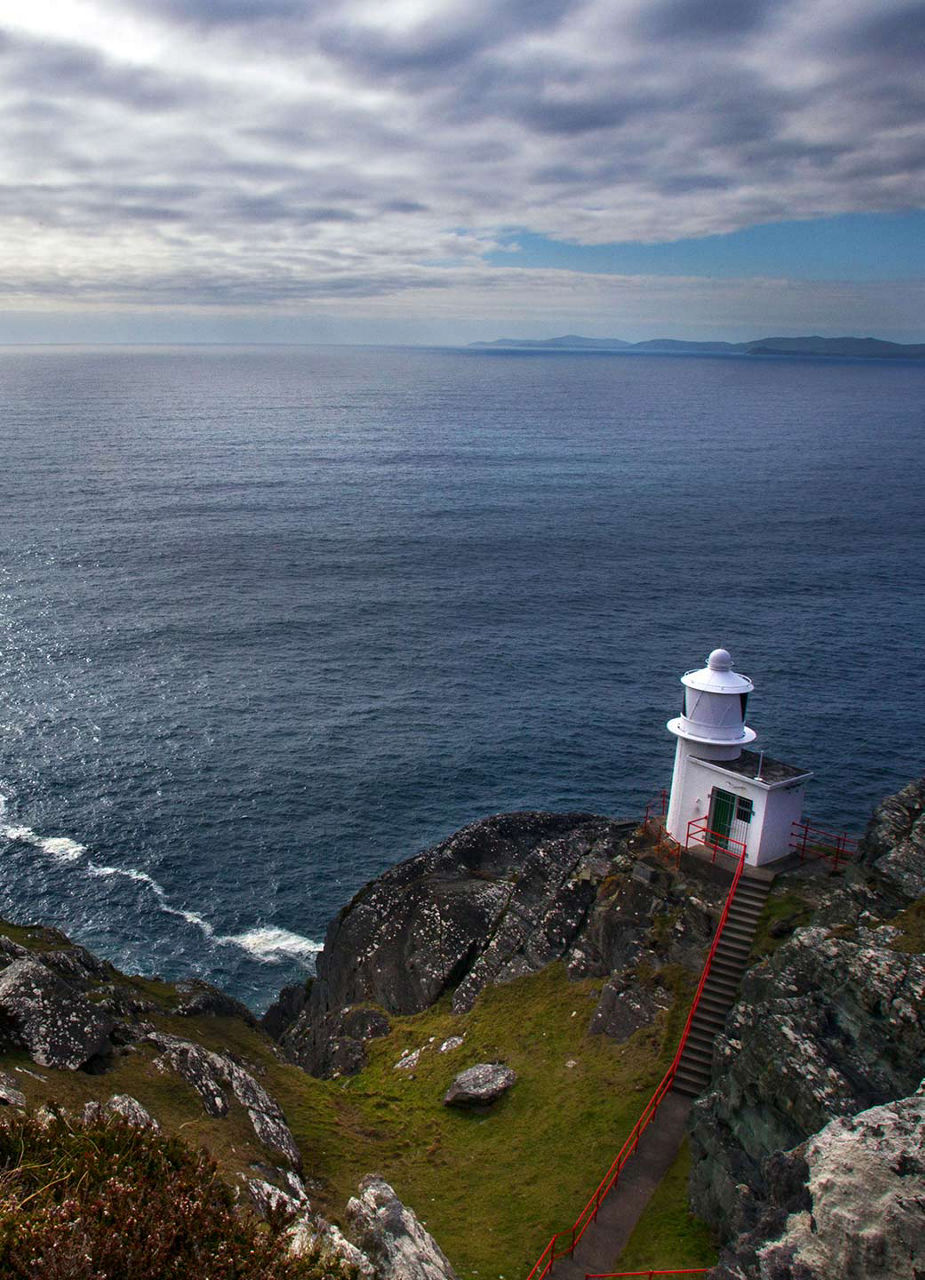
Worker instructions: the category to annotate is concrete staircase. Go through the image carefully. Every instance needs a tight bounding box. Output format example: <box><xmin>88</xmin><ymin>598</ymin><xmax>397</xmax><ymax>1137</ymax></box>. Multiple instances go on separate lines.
<box><xmin>672</xmin><ymin>870</ymin><xmax>773</xmax><ymax>1099</ymax></box>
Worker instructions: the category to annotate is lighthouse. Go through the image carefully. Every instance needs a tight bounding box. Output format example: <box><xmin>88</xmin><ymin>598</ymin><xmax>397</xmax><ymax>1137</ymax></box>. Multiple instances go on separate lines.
<box><xmin>665</xmin><ymin>648</ymin><xmax>812</xmax><ymax>866</ymax></box>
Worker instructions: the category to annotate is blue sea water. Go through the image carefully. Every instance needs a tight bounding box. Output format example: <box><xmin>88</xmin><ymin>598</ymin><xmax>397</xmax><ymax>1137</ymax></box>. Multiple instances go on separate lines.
<box><xmin>0</xmin><ymin>344</ymin><xmax>922</xmax><ymax>1010</ymax></box>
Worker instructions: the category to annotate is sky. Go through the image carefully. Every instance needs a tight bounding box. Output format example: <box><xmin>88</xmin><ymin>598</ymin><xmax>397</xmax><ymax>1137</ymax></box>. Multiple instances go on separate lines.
<box><xmin>0</xmin><ymin>0</ymin><xmax>923</xmax><ymax>345</ymax></box>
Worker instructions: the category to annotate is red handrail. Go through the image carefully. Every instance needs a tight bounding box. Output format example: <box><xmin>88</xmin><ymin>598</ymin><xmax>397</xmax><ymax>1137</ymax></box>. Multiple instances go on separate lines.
<box><xmin>586</xmin><ymin>1271</ymin><xmax>710</xmax><ymax>1278</ymax></box>
<box><xmin>685</xmin><ymin>816</ymin><xmax>747</xmax><ymax>864</ymax></box>
<box><xmin>790</xmin><ymin>820</ymin><xmax>857</xmax><ymax>871</ymax></box>
<box><xmin>525</xmin><ymin>847</ymin><xmax>747</xmax><ymax>1280</ymax></box>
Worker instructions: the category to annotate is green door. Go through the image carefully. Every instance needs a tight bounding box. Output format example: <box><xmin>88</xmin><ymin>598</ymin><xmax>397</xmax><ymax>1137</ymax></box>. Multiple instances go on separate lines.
<box><xmin>709</xmin><ymin>788</ymin><xmax>737</xmax><ymax>849</ymax></box>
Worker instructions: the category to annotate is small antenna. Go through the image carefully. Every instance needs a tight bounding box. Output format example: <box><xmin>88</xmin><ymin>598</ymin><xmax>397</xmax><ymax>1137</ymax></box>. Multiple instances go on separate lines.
<box><xmin>755</xmin><ymin>750</ymin><xmax>765</xmax><ymax>782</ymax></box>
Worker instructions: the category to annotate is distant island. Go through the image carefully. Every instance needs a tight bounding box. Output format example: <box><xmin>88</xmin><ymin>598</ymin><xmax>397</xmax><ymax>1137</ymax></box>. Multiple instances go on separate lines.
<box><xmin>470</xmin><ymin>333</ymin><xmax>925</xmax><ymax>359</ymax></box>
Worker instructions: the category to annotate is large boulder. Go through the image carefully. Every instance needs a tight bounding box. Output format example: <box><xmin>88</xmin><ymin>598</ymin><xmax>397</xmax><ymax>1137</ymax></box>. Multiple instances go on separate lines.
<box><xmin>346</xmin><ymin>1175</ymin><xmax>458</xmax><ymax>1280</ymax></box>
<box><xmin>443</xmin><ymin>1063</ymin><xmax>516</xmax><ymax>1108</ymax></box>
<box><xmin>712</xmin><ymin>1085</ymin><xmax>925</xmax><ymax>1279</ymax></box>
<box><xmin>279</xmin><ymin>812</ymin><xmax>634</xmax><ymax>1076</ymax></box>
<box><xmin>0</xmin><ymin>956</ymin><xmax>116</xmax><ymax>1070</ymax></box>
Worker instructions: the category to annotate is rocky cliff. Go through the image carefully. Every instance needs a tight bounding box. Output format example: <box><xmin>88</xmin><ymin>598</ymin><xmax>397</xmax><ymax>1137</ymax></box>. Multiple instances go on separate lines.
<box><xmin>264</xmin><ymin>810</ymin><xmax>722</xmax><ymax>1076</ymax></box>
<box><xmin>689</xmin><ymin>778</ymin><xmax>925</xmax><ymax>1277</ymax></box>
<box><xmin>0</xmin><ymin>780</ymin><xmax>921</xmax><ymax>1279</ymax></box>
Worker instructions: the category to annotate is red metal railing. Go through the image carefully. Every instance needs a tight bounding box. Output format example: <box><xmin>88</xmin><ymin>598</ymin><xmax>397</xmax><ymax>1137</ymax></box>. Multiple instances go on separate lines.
<box><xmin>525</xmin><ymin>846</ymin><xmax>747</xmax><ymax>1280</ymax></box>
<box><xmin>790</xmin><ymin>820</ymin><xmax>857</xmax><ymax>871</ymax></box>
<box><xmin>685</xmin><ymin>815</ymin><xmax>747</xmax><ymax>864</ymax></box>
<box><xmin>586</xmin><ymin>1271</ymin><xmax>710</xmax><ymax>1278</ymax></box>
<box><xmin>642</xmin><ymin>790</ymin><xmax>668</xmax><ymax>828</ymax></box>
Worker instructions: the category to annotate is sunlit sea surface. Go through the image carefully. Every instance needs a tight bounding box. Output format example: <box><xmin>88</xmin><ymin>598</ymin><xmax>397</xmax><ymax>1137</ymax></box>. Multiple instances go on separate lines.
<box><xmin>0</xmin><ymin>345</ymin><xmax>922</xmax><ymax>1009</ymax></box>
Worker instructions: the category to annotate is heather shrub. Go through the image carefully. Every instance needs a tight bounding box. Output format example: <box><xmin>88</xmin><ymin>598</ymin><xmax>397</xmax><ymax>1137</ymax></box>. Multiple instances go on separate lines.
<box><xmin>0</xmin><ymin>1111</ymin><xmax>328</xmax><ymax>1279</ymax></box>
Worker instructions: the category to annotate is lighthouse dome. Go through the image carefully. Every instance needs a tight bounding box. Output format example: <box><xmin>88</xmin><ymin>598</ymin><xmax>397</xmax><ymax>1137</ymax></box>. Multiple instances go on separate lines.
<box><xmin>667</xmin><ymin>646</ymin><xmax>756</xmax><ymax>747</ymax></box>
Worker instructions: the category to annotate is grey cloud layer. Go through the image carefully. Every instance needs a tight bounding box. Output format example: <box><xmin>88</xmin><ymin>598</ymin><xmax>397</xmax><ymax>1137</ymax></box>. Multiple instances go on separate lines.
<box><xmin>0</xmin><ymin>0</ymin><xmax>922</xmax><ymax>315</ymax></box>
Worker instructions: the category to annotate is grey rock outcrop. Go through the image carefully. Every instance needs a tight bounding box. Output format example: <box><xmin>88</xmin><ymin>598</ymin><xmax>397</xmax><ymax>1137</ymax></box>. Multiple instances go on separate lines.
<box><xmin>690</xmin><ymin>778</ymin><xmax>925</xmax><ymax>1240</ymax></box>
<box><xmin>82</xmin><ymin>1093</ymin><xmax>159</xmax><ymax>1129</ymax></box>
<box><xmin>346</xmin><ymin>1175</ymin><xmax>458</xmax><ymax>1280</ymax></box>
<box><xmin>858</xmin><ymin>776</ymin><xmax>925</xmax><ymax>899</ymax></box>
<box><xmin>0</xmin><ymin>956</ymin><xmax>116</xmax><ymax>1070</ymax></box>
<box><xmin>712</xmin><ymin>1085</ymin><xmax>925</xmax><ymax>1279</ymax></box>
<box><xmin>589</xmin><ymin>968</ymin><xmax>671</xmax><ymax>1041</ymax></box>
<box><xmin>276</xmin><ymin>812</ymin><xmax>642</xmax><ymax>1076</ymax></box>
<box><xmin>690</xmin><ymin>923</ymin><xmax>925</xmax><ymax>1233</ymax></box>
<box><xmin>174</xmin><ymin>978</ymin><xmax>258</xmax><ymax>1025</ymax></box>
<box><xmin>0</xmin><ymin>1069</ymin><xmax>26</xmax><ymax>1108</ymax></box>
<box><xmin>148</xmin><ymin>1031</ymin><xmax>301</xmax><ymax>1168</ymax></box>
<box><xmin>443</xmin><ymin>1062</ymin><xmax>516</xmax><ymax>1107</ymax></box>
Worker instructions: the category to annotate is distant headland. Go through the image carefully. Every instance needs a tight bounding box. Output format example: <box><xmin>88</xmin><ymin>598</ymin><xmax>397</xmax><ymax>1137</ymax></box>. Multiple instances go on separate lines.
<box><xmin>470</xmin><ymin>334</ymin><xmax>925</xmax><ymax>359</ymax></box>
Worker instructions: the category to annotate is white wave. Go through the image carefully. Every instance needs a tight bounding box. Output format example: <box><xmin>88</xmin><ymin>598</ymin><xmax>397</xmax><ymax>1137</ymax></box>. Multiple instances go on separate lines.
<box><xmin>1</xmin><ymin>818</ymin><xmax>85</xmax><ymax>862</ymax></box>
<box><xmin>86</xmin><ymin>863</ymin><xmax>316</xmax><ymax>964</ymax></box>
<box><xmin>37</xmin><ymin>836</ymin><xmax>85</xmax><ymax>862</ymax></box>
<box><xmin>88</xmin><ymin>863</ymin><xmax>217</xmax><ymax>938</ymax></box>
<box><xmin>223</xmin><ymin>926</ymin><xmax>321</xmax><ymax>962</ymax></box>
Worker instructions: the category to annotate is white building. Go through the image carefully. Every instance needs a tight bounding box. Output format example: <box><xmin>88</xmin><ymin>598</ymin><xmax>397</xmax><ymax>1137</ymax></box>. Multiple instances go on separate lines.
<box><xmin>665</xmin><ymin>648</ymin><xmax>812</xmax><ymax>867</ymax></box>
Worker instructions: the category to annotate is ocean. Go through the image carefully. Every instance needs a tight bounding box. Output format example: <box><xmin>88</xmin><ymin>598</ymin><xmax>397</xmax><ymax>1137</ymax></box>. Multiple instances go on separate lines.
<box><xmin>0</xmin><ymin>344</ymin><xmax>922</xmax><ymax>1010</ymax></box>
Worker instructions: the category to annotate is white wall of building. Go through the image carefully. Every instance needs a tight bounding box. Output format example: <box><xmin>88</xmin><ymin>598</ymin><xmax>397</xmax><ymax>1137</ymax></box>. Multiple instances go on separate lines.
<box><xmin>670</xmin><ymin>755</ymin><xmax>807</xmax><ymax>866</ymax></box>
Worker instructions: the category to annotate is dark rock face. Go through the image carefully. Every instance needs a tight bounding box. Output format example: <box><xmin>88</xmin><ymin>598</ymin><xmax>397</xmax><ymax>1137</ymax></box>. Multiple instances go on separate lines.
<box><xmin>281</xmin><ymin>812</ymin><xmax>638</xmax><ymax>1076</ymax></box>
<box><xmin>173</xmin><ymin>979</ymin><xmax>257</xmax><ymax>1025</ymax></box>
<box><xmin>712</xmin><ymin>1086</ymin><xmax>925</xmax><ymax>1280</ymax></box>
<box><xmin>589</xmin><ymin>970</ymin><xmax>671</xmax><ymax>1042</ymax></box>
<box><xmin>0</xmin><ymin>957</ymin><xmax>116</xmax><ymax>1070</ymax></box>
<box><xmin>858</xmin><ymin>777</ymin><xmax>925</xmax><ymax>899</ymax></box>
<box><xmin>443</xmin><ymin>1063</ymin><xmax>516</xmax><ymax>1108</ymax></box>
<box><xmin>261</xmin><ymin>980</ymin><xmax>311</xmax><ymax>1040</ymax></box>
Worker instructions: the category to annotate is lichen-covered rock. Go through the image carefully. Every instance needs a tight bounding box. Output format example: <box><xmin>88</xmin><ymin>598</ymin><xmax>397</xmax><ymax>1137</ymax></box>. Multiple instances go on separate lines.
<box><xmin>82</xmin><ymin>1094</ymin><xmax>159</xmax><ymax>1129</ymax></box>
<box><xmin>0</xmin><ymin>1070</ymin><xmax>26</xmax><ymax>1108</ymax></box>
<box><xmin>858</xmin><ymin>776</ymin><xmax>925</xmax><ymax>900</ymax></box>
<box><xmin>174</xmin><ymin>978</ymin><xmax>258</xmax><ymax>1025</ymax></box>
<box><xmin>0</xmin><ymin>956</ymin><xmax>116</xmax><ymax>1070</ymax></box>
<box><xmin>713</xmin><ymin>1085</ymin><xmax>925</xmax><ymax>1279</ymax></box>
<box><xmin>346</xmin><ymin>1175</ymin><xmax>458</xmax><ymax>1280</ymax></box>
<box><xmin>289</xmin><ymin>1215</ymin><xmax>376</xmax><ymax>1279</ymax></box>
<box><xmin>443</xmin><ymin>1062</ymin><xmax>516</xmax><ymax>1107</ymax></box>
<box><xmin>40</xmin><ymin>945</ymin><xmax>113</xmax><ymax>988</ymax></box>
<box><xmin>148</xmin><ymin>1031</ymin><xmax>301</xmax><ymax>1167</ymax></box>
<box><xmin>589</xmin><ymin>969</ymin><xmax>671</xmax><ymax>1041</ymax></box>
<box><xmin>280</xmin><ymin>813</ymin><xmax>635</xmax><ymax>1076</ymax></box>
<box><xmin>690</xmin><ymin>918</ymin><xmax>925</xmax><ymax>1233</ymax></box>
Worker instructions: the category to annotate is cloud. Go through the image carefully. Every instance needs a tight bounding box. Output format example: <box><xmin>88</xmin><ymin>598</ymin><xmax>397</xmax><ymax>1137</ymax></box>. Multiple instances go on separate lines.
<box><xmin>0</xmin><ymin>0</ymin><xmax>920</xmax><ymax>335</ymax></box>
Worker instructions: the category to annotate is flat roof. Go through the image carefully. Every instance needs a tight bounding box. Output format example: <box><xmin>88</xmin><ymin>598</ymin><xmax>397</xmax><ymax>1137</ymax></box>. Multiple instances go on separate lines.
<box><xmin>693</xmin><ymin>748</ymin><xmax>811</xmax><ymax>784</ymax></box>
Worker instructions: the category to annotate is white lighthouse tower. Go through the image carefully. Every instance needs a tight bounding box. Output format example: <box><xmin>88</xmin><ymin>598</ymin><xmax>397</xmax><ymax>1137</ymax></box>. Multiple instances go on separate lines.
<box><xmin>665</xmin><ymin>648</ymin><xmax>812</xmax><ymax>866</ymax></box>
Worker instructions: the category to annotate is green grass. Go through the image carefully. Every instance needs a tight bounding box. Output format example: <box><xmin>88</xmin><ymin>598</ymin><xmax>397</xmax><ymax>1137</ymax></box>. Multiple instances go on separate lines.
<box><xmin>265</xmin><ymin>963</ymin><xmax>692</xmax><ymax>1280</ymax></box>
<box><xmin>613</xmin><ymin>1139</ymin><xmax>717</xmax><ymax>1274</ymax></box>
<box><xmin>749</xmin><ymin>888</ymin><xmax>814</xmax><ymax>959</ymax></box>
<box><xmin>889</xmin><ymin>897</ymin><xmax>925</xmax><ymax>954</ymax></box>
<box><xmin>0</xmin><ymin>916</ymin><xmax>709</xmax><ymax>1280</ymax></box>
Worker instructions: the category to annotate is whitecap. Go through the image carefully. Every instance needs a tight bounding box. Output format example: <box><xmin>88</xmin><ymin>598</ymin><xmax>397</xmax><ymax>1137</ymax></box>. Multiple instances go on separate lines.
<box><xmin>2</xmin><ymin>820</ymin><xmax>85</xmax><ymax>862</ymax></box>
<box><xmin>37</xmin><ymin>836</ymin><xmax>85</xmax><ymax>862</ymax></box>
<box><xmin>88</xmin><ymin>863</ymin><xmax>216</xmax><ymax>938</ymax></box>
<box><xmin>224</xmin><ymin>926</ymin><xmax>321</xmax><ymax>962</ymax></box>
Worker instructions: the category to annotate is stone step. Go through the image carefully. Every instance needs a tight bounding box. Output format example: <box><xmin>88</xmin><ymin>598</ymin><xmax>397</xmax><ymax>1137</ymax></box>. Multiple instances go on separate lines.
<box><xmin>702</xmin><ymin>976</ymin><xmax>740</xmax><ymax>1000</ymax></box>
<box><xmin>672</xmin><ymin>1067</ymin><xmax>710</xmax><ymax>1098</ymax></box>
<box><xmin>709</xmin><ymin>957</ymin><xmax>747</xmax><ymax>979</ymax></box>
<box><xmin>679</xmin><ymin>1045</ymin><xmax>712</xmax><ymax>1070</ymax></box>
